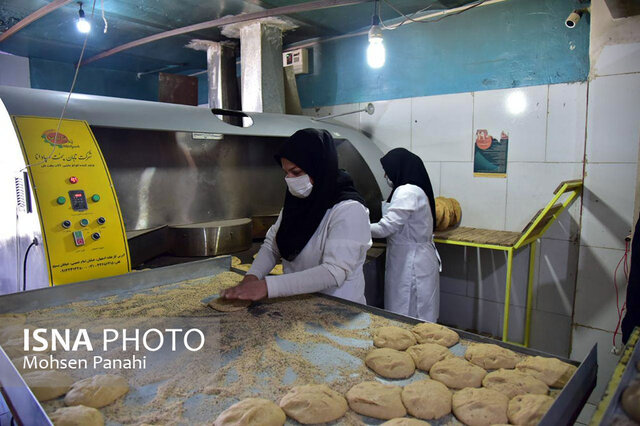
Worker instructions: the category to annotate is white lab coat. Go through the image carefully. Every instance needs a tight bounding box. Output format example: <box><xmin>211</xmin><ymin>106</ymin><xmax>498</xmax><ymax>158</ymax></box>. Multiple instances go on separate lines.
<box><xmin>247</xmin><ymin>200</ymin><xmax>372</xmax><ymax>304</ymax></box>
<box><xmin>371</xmin><ymin>184</ymin><xmax>440</xmax><ymax>321</ymax></box>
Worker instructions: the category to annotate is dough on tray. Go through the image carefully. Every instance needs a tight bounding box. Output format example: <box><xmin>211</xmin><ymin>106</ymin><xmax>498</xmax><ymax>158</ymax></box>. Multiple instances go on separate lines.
<box><xmin>373</xmin><ymin>326</ymin><xmax>417</xmax><ymax>351</ymax></box>
<box><xmin>279</xmin><ymin>384</ymin><xmax>347</xmax><ymax>424</ymax></box>
<box><xmin>515</xmin><ymin>356</ymin><xmax>577</xmax><ymax>388</ymax></box>
<box><xmin>482</xmin><ymin>368</ymin><xmax>549</xmax><ymax>399</ymax></box>
<box><xmin>23</xmin><ymin>370</ymin><xmax>74</xmax><ymax>401</ymax></box>
<box><xmin>64</xmin><ymin>374</ymin><xmax>129</xmax><ymax>408</ymax></box>
<box><xmin>429</xmin><ymin>357</ymin><xmax>486</xmax><ymax>389</ymax></box>
<box><xmin>365</xmin><ymin>348</ymin><xmax>416</xmax><ymax>379</ymax></box>
<box><xmin>49</xmin><ymin>405</ymin><xmax>104</xmax><ymax>426</ymax></box>
<box><xmin>411</xmin><ymin>323</ymin><xmax>459</xmax><ymax>347</ymax></box>
<box><xmin>346</xmin><ymin>381</ymin><xmax>406</xmax><ymax>420</ymax></box>
<box><xmin>452</xmin><ymin>387</ymin><xmax>509</xmax><ymax>426</ymax></box>
<box><xmin>464</xmin><ymin>343</ymin><xmax>519</xmax><ymax>370</ymax></box>
<box><xmin>507</xmin><ymin>393</ymin><xmax>554</xmax><ymax>425</ymax></box>
<box><xmin>381</xmin><ymin>419</ymin><xmax>431</xmax><ymax>426</ymax></box>
<box><xmin>401</xmin><ymin>379</ymin><xmax>452</xmax><ymax>420</ymax></box>
<box><xmin>406</xmin><ymin>343</ymin><xmax>452</xmax><ymax>372</ymax></box>
<box><xmin>214</xmin><ymin>398</ymin><xmax>286</xmax><ymax>426</ymax></box>
<box><xmin>621</xmin><ymin>382</ymin><xmax>640</xmax><ymax>423</ymax></box>
<box><xmin>208</xmin><ymin>297</ymin><xmax>251</xmax><ymax>312</ymax></box>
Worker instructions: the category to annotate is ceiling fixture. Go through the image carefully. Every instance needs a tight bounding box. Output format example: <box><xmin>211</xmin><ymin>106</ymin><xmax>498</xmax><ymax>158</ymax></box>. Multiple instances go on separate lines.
<box><xmin>76</xmin><ymin>2</ymin><xmax>91</xmax><ymax>34</ymax></box>
<box><xmin>367</xmin><ymin>0</ymin><xmax>385</xmax><ymax>69</ymax></box>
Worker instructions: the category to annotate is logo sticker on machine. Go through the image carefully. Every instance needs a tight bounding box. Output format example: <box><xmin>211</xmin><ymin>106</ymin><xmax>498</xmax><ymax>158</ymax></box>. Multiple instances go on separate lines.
<box><xmin>192</xmin><ymin>132</ymin><xmax>224</xmax><ymax>140</ymax></box>
<box><xmin>41</xmin><ymin>130</ymin><xmax>78</xmax><ymax>148</ymax></box>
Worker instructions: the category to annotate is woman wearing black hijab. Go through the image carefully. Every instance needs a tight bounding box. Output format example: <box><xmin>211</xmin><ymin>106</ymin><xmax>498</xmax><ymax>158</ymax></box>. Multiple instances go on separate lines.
<box><xmin>370</xmin><ymin>148</ymin><xmax>440</xmax><ymax>321</ymax></box>
<box><xmin>222</xmin><ymin>129</ymin><xmax>372</xmax><ymax>303</ymax></box>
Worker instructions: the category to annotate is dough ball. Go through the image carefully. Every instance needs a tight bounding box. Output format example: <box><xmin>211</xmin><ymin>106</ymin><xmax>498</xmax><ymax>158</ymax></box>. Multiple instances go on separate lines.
<box><xmin>365</xmin><ymin>348</ymin><xmax>416</xmax><ymax>379</ymax></box>
<box><xmin>0</xmin><ymin>324</ymin><xmax>35</xmax><ymax>344</ymax></box>
<box><xmin>507</xmin><ymin>394</ymin><xmax>554</xmax><ymax>425</ymax></box>
<box><xmin>269</xmin><ymin>264</ymin><xmax>283</xmax><ymax>275</ymax></box>
<box><xmin>346</xmin><ymin>381</ymin><xmax>406</xmax><ymax>420</ymax></box>
<box><xmin>0</xmin><ymin>313</ymin><xmax>26</xmax><ymax>327</ymax></box>
<box><xmin>12</xmin><ymin>353</ymin><xmax>52</xmax><ymax>373</ymax></box>
<box><xmin>3</xmin><ymin>337</ymin><xmax>29</xmax><ymax>359</ymax></box>
<box><xmin>382</xmin><ymin>419</ymin><xmax>431</xmax><ymax>426</ymax></box>
<box><xmin>208</xmin><ymin>297</ymin><xmax>251</xmax><ymax>312</ymax></box>
<box><xmin>401</xmin><ymin>379</ymin><xmax>452</xmax><ymax>420</ymax></box>
<box><xmin>515</xmin><ymin>356</ymin><xmax>577</xmax><ymax>388</ymax></box>
<box><xmin>406</xmin><ymin>343</ymin><xmax>452</xmax><ymax>372</ymax></box>
<box><xmin>411</xmin><ymin>323</ymin><xmax>459</xmax><ymax>347</ymax></box>
<box><xmin>23</xmin><ymin>370</ymin><xmax>74</xmax><ymax>401</ymax></box>
<box><xmin>49</xmin><ymin>405</ymin><xmax>104</xmax><ymax>426</ymax></box>
<box><xmin>452</xmin><ymin>387</ymin><xmax>509</xmax><ymax>426</ymax></box>
<box><xmin>64</xmin><ymin>374</ymin><xmax>129</xmax><ymax>408</ymax></box>
<box><xmin>231</xmin><ymin>256</ymin><xmax>242</xmax><ymax>267</ymax></box>
<box><xmin>430</xmin><ymin>357</ymin><xmax>487</xmax><ymax>389</ymax></box>
<box><xmin>464</xmin><ymin>343</ymin><xmax>519</xmax><ymax>370</ymax></box>
<box><xmin>622</xmin><ymin>382</ymin><xmax>640</xmax><ymax>423</ymax></box>
<box><xmin>214</xmin><ymin>398</ymin><xmax>285</xmax><ymax>426</ymax></box>
<box><xmin>373</xmin><ymin>326</ymin><xmax>417</xmax><ymax>351</ymax></box>
<box><xmin>279</xmin><ymin>384</ymin><xmax>347</xmax><ymax>424</ymax></box>
<box><xmin>482</xmin><ymin>369</ymin><xmax>549</xmax><ymax>399</ymax></box>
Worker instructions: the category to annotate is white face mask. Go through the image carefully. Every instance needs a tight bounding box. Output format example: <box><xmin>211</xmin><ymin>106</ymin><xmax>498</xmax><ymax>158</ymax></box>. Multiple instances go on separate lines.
<box><xmin>285</xmin><ymin>174</ymin><xmax>313</xmax><ymax>198</ymax></box>
<box><xmin>385</xmin><ymin>176</ymin><xmax>394</xmax><ymax>188</ymax></box>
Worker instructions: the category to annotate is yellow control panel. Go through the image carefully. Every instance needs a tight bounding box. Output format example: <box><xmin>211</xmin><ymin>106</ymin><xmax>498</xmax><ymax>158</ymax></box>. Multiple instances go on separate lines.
<box><xmin>13</xmin><ymin>116</ymin><xmax>130</xmax><ymax>285</ymax></box>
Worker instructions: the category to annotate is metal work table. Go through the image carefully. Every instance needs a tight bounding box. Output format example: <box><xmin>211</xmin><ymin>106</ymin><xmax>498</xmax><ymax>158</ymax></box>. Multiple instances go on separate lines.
<box><xmin>0</xmin><ymin>257</ymin><xmax>596</xmax><ymax>425</ymax></box>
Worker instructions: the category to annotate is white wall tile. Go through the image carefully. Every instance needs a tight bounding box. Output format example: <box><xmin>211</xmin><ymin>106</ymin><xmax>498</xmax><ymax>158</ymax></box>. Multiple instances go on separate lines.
<box><xmin>571</xmin><ymin>325</ymin><xmax>620</xmax><ymax>404</ymax></box>
<box><xmin>528</xmin><ymin>310</ymin><xmax>572</xmax><ymax>357</ymax></box>
<box><xmin>302</xmin><ymin>103</ymin><xmax>360</xmax><ymax>130</ymax></box>
<box><xmin>424</xmin><ymin>161</ymin><xmax>441</xmax><ymax>197</ymax></box>
<box><xmin>546</xmin><ymin>83</ymin><xmax>587</xmax><ymax>163</ymax></box>
<box><xmin>412</xmin><ymin>93</ymin><xmax>473</xmax><ymax>161</ymax></box>
<box><xmin>536</xmin><ymin>239</ymin><xmax>579</xmax><ymax>317</ymax></box>
<box><xmin>574</xmin><ymin>246</ymin><xmax>628</xmax><ymax>332</ymax></box>
<box><xmin>581</xmin><ymin>162</ymin><xmax>637</xmax><ymax>250</ymax></box>
<box><xmin>438</xmin><ymin>244</ymin><xmax>472</xmax><ymax>296</ymax></box>
<box><xmin>576</xmin><ymin>403</ymin><xmax>597</xmax><ymax>425</ymax></box>
<box><xmin>586</xmin><ymin>74</ymin><xmax>640</xmax><ymax>163</ymax></box>
<box><xmin>440</xmin><ymin>162</ymin><xmax>507</xmax><ymax>230</ymax></box>
<box><xmin>505</xmin><ymin>162</ymin><xmax>583</xmax><ymax>233</ymax></box>
<box><xmin>359</xmin><ymin>98</ymin><xmax>411</xmax><ymax>154</ymax></box>
<box><xmin>544</xmin><ymin>200</ymin><xmax>582</xmax><ymax>242</ymax></box>
<box><xmin>474</xmin><ymin>85</ymin><xmax>548</xmax><ymax>163</ymax></box>
<box><xmin>466</xmin><ymin>246</ymin><xmax>530</xmax><ymax>308</ymax></box>
<box><xmin>593</xmin><ymin>42</ymin><xmax>640</xmax><ymax>77</ymax></box>
<box><xmin>439</xmin><ymin>292</ymin><xmax>503</xmax><ymax>337</ymax></box>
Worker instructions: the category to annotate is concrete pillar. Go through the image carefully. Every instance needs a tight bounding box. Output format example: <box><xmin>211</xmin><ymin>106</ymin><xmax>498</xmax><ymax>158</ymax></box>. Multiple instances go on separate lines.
<box><xmin>187</xmin><ymin>40</ymin><xmax>240</xmax><ymax>110</ymax></box>
<box><xmin>238</xmin><ymin>22</ymin><xmax>285</xmax><ymax>113</ymax></box>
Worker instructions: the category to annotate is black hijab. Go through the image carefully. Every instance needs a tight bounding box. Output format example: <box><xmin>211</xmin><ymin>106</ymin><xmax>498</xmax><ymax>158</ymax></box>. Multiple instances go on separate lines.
<box><xmin>380</xmin><ymin>148</ymin><xmax>436</xmax><ymax>226</ymax></box>
<box><xmin>275</xmin><ymin>128</ymin><xmax>365</xmax><ymax>261</ymax></box>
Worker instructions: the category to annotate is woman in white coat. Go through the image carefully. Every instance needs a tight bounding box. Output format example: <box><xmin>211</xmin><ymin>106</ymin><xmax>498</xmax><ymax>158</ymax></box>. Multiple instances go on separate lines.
<box><xmin>222</xmin><ymin>128</ymin><xmax>372</xmax><ymax>304</ymax></box>
<box><xmin>370</xmin><ymin>148</ymin><xmax>440</xmax><ymax>321</ymax></box>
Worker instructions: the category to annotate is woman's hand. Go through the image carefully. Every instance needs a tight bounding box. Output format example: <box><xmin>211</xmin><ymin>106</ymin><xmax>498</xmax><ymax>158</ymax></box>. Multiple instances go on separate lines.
<box><xmin>221</xmin><ymin>279</ymin><xmax>268</xmax><ymax>301</ymax></box>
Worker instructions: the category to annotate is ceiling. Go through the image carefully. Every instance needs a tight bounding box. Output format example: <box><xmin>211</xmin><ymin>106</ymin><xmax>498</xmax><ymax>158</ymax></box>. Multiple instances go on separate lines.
<box><xmin>0</xmin><ymin>0</ymin><xmax>475</xmax><ymax>75</ymax></box>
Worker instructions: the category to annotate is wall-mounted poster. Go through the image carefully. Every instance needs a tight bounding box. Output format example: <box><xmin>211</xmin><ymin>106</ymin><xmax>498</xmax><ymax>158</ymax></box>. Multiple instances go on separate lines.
<box><xmin>474</xmin><ymin>129</ymin><xmax>508</xmax><ymax>177</ymax></box>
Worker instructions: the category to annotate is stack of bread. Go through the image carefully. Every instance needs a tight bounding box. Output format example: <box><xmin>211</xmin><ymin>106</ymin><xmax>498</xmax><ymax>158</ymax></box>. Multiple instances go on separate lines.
<box><xmin>435</xmin><ymin>197</ymin><xmax>462</xmax><ymax>231</ymax></box>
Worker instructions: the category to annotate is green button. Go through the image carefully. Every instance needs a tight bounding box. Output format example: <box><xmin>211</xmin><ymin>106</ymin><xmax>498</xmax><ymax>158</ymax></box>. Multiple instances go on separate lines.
<box><xmin>80</xmin><ymin>219</ymin><xmax>89</xmax><ymax>227</ymax></box>
<box><xmin>56</xmin><ymin>196</ymin><xmax>66</xmax><ymax>205</ymax></box>
<box><xmin>91</xmin><ymin>194</ymin><xmax>100</xmax><ymax>202</ymax></box>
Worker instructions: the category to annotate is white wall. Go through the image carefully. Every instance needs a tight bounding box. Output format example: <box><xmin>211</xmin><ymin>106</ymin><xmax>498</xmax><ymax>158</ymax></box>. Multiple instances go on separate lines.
<box><xmin>0</xmin><ymin>53</ymin><xmax>30</xmax><ymax>88</ymax></box>
<box><xmin>304</xmin><ymin>81</ymin><xmax>586</xmax><ymax>359</ymax></box>
<box><xmin>569</xmin><ymin>0</ymin><xmax>640</xmax><ymax>419</ymax></box>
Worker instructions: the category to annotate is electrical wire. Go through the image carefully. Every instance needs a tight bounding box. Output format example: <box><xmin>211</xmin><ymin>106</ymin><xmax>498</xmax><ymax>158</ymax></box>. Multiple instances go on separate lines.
<box><xmin>613</xmin><ymin>239</ymin><xmax>630</xmax><ymax>347</ymax></box>
<box><xmin>101</xmin><ymin>0</ymin><xmax>108</xmax><ymax>33</ymax></box>
<box><xmin>22</xmin><ymin>238</ymin><xmax>38</xmax><ymax>292</ymax></box>
<box><xmin>380</xmin><ymin>0</ymin><xmax>488</xmax><ymax>30</ymax></box>
<box><xmin>20</xmin><ymin>0</ymin><xmax>97</xmax><ymax>172</ymax></box>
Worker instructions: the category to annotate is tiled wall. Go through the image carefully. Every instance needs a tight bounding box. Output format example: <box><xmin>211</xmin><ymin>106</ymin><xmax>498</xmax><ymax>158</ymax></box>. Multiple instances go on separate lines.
<box><xmin>303</xmin><ymin>81</ymin><xmax>587</xmax><ymax>358</ymax></box>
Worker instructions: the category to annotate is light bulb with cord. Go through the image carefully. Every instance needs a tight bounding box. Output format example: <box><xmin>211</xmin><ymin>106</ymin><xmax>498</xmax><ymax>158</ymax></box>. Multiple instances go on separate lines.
<box><xmin>77</xmin><ymin>2</ymin><xmax>91</xmax><ymax>33</ymax></box>
<box><xmin>367</xmin><ymin>14</ymin><xmax>385</xmax><ymax>68</ymax></box>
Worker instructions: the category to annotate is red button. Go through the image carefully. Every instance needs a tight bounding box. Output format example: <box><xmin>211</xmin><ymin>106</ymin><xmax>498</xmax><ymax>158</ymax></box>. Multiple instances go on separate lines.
<box><xmin>69</xmin><ymin>176</ymin><xmax>79</xmax><ymax>184</ymax></box>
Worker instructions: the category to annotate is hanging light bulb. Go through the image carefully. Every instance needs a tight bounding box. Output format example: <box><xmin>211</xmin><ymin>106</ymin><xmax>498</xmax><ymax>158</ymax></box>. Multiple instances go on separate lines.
<box><xmin>76</xmin><ymin>2</ymin><xmax>91</xmax><ymax>33</ymax></box>
<box><xmin>367</xmin><ymin>12</ymin><xmax>385</xmax><ymax>68</ymax></box>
